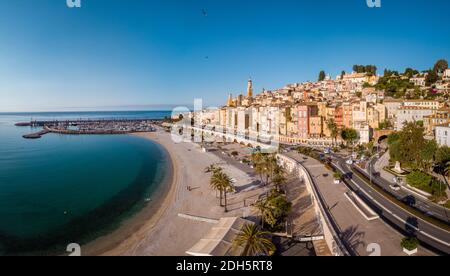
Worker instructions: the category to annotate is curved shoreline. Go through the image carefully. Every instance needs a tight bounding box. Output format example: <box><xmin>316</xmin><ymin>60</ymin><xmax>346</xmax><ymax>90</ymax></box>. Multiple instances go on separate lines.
<box><xmin>80</xmin><ymin>132</ymin><xmax>178</xmax><ymax>256</ymax></box>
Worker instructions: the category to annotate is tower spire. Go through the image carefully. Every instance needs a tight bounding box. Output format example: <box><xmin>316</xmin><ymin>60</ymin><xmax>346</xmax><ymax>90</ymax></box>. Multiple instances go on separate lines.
<box><xmin>227</xmin><ymin>93</ymin><xmax>234</xmax><ymax>107</ymax></box>
<box><xmin>247</xmin><ymin>78</ymin><xmax>253</xmax><ymax>98</ymax></box>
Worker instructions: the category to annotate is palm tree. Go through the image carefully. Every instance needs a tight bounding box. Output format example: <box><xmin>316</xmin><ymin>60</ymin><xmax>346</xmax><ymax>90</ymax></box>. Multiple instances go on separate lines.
<box><xmin>255</xmin><ymin>198</ymin><xmax>276</xmax><ymax>228</ymax></box>
<box><xmin>265</xmin><ymin>154</ymin><xmax>278</xmax><ymax>185</ymax></box>
<box><xmin>272</xmin><ymin>165</ymin><xmax>287</xmax><ymax>191</ymax></box>
<box><xmin>210</xmin><ymin>170</ymin><xmax>235</xmax><ymax>212</ymax></box>
<box><xmin>444</xmin><ymin>161</ymin><xmax>450</xmax><ymax>178</ymax></box>
<box><xmin>219</xmin><ymin>171</ymin><xmax>235</xmax><ymax>212</ymax></box>
<box><xmin>252</xmin><ymin>152</ymin><xmax>267</xmax><ymax>184</ymax></box>
<box><xmin>233</xmin><ymin>223</ymin><xmax>275</xmax><ymax>256</ymax></box>
<box><xmin>210</xmin><ymin>170</ymin><xmax>225</xmax><ymax>206</ymax></box>
<box><xmin>205</xmin><ymin>164</ymin><xmax>218</xmax><ymax>173</ymax></box>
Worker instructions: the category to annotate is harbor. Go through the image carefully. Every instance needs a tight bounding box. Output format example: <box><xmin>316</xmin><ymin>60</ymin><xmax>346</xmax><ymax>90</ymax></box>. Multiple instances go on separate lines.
<box><xmin>16</xmin><ymin>119</ymin><xmax>158</xmax><ymax>139</ymax></box>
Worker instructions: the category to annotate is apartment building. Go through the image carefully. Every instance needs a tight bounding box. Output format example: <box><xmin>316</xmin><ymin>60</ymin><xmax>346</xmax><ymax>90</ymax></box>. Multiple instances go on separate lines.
<box><xmin>436</xmin><ymin>123</ymin><xmax>450</xmax><ymax>147</ymax></box>
<box><xmin>423</xmin><ymin>108</ymin><xmax>450</xmax><ymax>135</ymax></box>
<box><xmin>403</xmin><ymin>100</ymin><xmax>440</xmax><ymax>110</ymax></box>
<box><xmin>396</xmin><ymin>106</ymin><xmax>435</xmax><ymax>130</ymax></box>
<box><xmin>298</xmin><ymin>104</ymin><xmax>319</xmax><ymax>139</ymax></box>
<box><xmin>383</xmin><ymin>99</ymin><xmax>403</xmax><ymax>120</ymax></box>
<box><xmin>443</xmin><ymin>69</ymin><xmax>450</xmax><ymax>81</ymax></box>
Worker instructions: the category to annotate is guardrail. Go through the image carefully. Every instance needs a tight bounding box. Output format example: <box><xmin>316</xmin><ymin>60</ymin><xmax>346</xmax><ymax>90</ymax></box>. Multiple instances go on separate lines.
<box><xmin>277</xmin><ymin>154</ymin><xmax>351</xmax><ymax>256</ymax></box>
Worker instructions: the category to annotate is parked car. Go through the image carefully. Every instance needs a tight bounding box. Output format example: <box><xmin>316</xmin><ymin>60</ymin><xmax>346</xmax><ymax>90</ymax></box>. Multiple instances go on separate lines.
<box><xmin>346</xmin><ymin>159</ymin><xmax>353</xmax><ymax>165</ymax></box>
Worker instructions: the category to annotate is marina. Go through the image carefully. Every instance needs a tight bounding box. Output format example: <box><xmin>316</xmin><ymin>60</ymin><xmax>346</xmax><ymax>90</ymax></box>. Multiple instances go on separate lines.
<box><xmin>16</xmin><ymin>119</ymin><xmax>159</xmax><ymax>139</ymax></box>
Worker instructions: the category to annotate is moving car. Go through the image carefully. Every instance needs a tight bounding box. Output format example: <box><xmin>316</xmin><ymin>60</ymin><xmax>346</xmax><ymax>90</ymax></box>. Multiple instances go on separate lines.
<box><xmin>390</xmin><ymin>184</ymin><xmax>401</xmax><ymax>191</ymax></box>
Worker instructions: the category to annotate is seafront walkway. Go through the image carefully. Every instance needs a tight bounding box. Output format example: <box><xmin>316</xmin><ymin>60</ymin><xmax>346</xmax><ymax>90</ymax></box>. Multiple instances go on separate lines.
<box><xmin>205</xmin><ymin>142</ymin><xmax>324</xmax><ymax>247</ymax></box>
<box><xmin>284</xmin><ymin>152</ymin><xmax>434</xmax><ymax>256</ymax></box>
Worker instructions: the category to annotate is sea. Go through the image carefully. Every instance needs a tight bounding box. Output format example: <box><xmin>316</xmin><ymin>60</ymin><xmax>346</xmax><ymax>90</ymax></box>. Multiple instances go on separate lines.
<box><xmin>0</xmin><ymin>111</ymin><xmax>172</xmax><ymax>255</ymax></box>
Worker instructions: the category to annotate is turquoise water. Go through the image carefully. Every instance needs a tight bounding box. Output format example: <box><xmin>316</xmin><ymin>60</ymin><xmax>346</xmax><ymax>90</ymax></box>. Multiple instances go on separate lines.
<box><xmin>0</xmin><ymin>111</ymin><xmax>171</xmax><ymax>255</ymax></box>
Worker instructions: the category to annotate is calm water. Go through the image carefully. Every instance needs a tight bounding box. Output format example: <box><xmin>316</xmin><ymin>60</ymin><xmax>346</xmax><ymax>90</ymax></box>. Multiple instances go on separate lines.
<box><xmin>0</xmin><ymin>111</ymin><xmax>171</xmax><ymax>255</ymax></box>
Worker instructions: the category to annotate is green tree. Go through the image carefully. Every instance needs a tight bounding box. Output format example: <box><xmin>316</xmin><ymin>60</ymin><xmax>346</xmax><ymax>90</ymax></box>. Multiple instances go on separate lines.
<box><xmin>272</xmin><ymin>165</ymin><xmax>287</xmax><ymax>191</ymax></box>
<box><xmin>210</xmin><ymin>167</ymin><xmax>225</xmax><ymax>206</ymax></box>
<box><xmin>426</xmin><ymin>70</ymin><xmax>438</xmax><ymax>86</ymax></box>
<box><xmin>318</xmin><ymin>70</ymin><xmax>326</xmax><ymax>82</ymax></box>
<box><xmin>327</xmin><ymin>119</ymin><xmax>339</xmax><ymax>146</ymax></box>
<box><xmin>341</xmin><ymin>128</ymin><xmax>359</xmax><ymax>150</ymax></box>
<box><xmin>233</xmin><ymin>224</ymin><xmax>275</xmax><ymax>256</ymax></box>
<box><xmin>251</xmin><ymin>152</ymin><xmax>267</xmax><ymax>184</ymax></box>
<box><xmin>389</xmin><ymin>123</ymin><xmax>426</xmax><ymax>169</ymax></box>
<box><xmin>387</xmin><ymin>132</ymin><xmax>400</xmax><ymax>145</ymax></box>
<box><xmin>433</xmin><ymin>59</ymin><xmax>448</xmax><ymax>75</ymax></box>
<box><xmin>437</xmin><ymin>146</ymin><xmax>450</xmax><ymax>166</ymax></box>
<box><xmin>420</xmin><ymin>140</ymin><xmax>438</xmax><ymax>172</ymax></box>
<box><xmin>404</xmin><ymin>68</ymin><xmax>419</xmax><ymax>78</ymax></box>
<box><xmin>210</xmin><ymin>169</ymin><xmax>235</xmax><ymax>211</ymax></box>
<box><xmin>340</xmin><ymin>70</ymin><xmax>346</xmax><ymax>79</ymax></box>
<box><xmin>445</xmin><ymin>161</ymin><xmax>450</xmax><ymax>178</ymax></box>
<box><xmin>255</xmin><ymin>189</ymin><xmax>292</xmax><ymax>230</ymax></box>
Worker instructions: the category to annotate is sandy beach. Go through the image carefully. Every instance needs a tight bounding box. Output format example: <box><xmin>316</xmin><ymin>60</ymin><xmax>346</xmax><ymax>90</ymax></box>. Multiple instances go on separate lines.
<box><xmin>81</xmin><ymin>130</ymin><xmax>262</xmax><ymax>256</ymax></box>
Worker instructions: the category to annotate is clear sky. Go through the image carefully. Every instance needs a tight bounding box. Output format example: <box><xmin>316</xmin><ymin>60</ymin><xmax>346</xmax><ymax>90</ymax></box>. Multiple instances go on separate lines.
<box><xmin>0</xmin><ymin>0</ymin><xmax>449</xmax><ymax>112</ymax></box>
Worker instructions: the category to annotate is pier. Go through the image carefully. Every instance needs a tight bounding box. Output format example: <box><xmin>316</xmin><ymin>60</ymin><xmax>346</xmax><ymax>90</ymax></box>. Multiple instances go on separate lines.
<box><xmin>17</xmin><ymin>119</ymin><xmax>158</xmax><ymax>139</ymax></box>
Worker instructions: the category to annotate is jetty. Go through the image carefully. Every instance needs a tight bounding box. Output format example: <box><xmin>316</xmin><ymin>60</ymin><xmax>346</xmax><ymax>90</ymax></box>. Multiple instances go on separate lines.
<box><xmin>17</xmin><ymin>119</ymin><xmax>158</xmax><ymax>139</ymax></box>
<box><xmin>22</xmin><ymin>130</ymin><xmax>50</xmax><ymax>139</ymax></box>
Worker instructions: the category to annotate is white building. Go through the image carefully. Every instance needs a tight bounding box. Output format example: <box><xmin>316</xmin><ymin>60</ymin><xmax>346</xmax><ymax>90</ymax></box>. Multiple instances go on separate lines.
<box><xmin>436</xmin><ymin>124</ymin><xmax>450</xmax><ymax>147</ymax></box>
<box><xmin>352</xmin><ymin>101</ymin><xmax>368</xmax><ymax>127</ymax></box>
<box><xmin>403</xmin><ymin>100</ymin><xmax>440</xmax><ymax>110</ymax></box>
<box><xmin>396</xmin><ymin>106</ymin><xmax>435</xmax><ymax>130</ymax></box>
<box><xmin>443</xmin><ymin>69</ymin><xmax>450</xmax><ymax>81</ymax></box>
<box><xmin>410</xmin><ymin>77</ymin><xmax>426</xmax><ymax>87</ymax></box>
<box><xmin>383</xmin><ymin>99</ymin><xmax>403</xmax><ymax>120</ymax></box>
<box><xmin>236</xmin><ymin>107</ymin><xmax>251</xmax><ymax>135</ymax></box>
<box><xmin>354</xmin><ymin>122</ymin><xmax>372</xmax><ymax>144</ymax></box>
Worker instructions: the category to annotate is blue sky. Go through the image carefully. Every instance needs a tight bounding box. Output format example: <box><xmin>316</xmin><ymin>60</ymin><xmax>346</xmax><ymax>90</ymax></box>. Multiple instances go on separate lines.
<box><xmin>0</xmin><ymin>0</ymin><xmax>449</xmax><ymax>111</ymax></box>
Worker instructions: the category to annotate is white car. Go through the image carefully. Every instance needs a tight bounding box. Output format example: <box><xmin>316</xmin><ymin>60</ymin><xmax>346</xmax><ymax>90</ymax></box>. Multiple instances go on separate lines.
<box><xmin>334</xmin><ymin>179</ymin><xmax>341</xmax><ymax>185</ymax></box>
<box><xmin>346</xmin><ymin>159</ymin><xmax>353</xmax><ymax>165</ymax></box>
<box><xmin>390</xmin><ymin>184</ymin><xmax>401</xmax><ymax>191</ymax></box>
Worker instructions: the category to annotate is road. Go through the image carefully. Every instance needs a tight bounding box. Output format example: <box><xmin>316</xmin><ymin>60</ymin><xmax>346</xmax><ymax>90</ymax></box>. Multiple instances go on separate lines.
<box><xmin>284</xmin><ymin>152</ymin><xmax>434</xmax><ymax>256</ymax></box>
<box><xmin>367</xmin><ymin>155</ymin><xmax>450</xmax><ymax>223</ymax></box>
<box><xmin>331</xmin><ymin>155</ymin><xmax>450</xmax><ymax>254</ymax></box>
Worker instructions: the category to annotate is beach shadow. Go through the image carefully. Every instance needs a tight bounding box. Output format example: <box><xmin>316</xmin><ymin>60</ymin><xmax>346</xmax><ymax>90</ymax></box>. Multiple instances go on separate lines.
<box><xmin>235</xmin><ymin>180</ymin><xmax>263</xmax><ymax>193</ymax></box>
<box><xmin>340</xmin><ymin>225</ymin><xmax>366</xmax><ymax>252</ymax></box>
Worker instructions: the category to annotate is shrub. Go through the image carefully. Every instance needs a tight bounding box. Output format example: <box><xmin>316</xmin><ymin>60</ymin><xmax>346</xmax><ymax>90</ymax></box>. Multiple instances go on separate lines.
<box><xmin>406</xmin><ymin>171</ymin><xmax>432</xmax><ymax>193</ymax></box>
<box><xmin>401</xmin><ymin>237</ymin><xmax>419</xmax><ymax>251</ymax></box>
<box><xmin>333</xmin><ymin>172</ymin><xmax>343</xmax><ymax>180</ymax></box>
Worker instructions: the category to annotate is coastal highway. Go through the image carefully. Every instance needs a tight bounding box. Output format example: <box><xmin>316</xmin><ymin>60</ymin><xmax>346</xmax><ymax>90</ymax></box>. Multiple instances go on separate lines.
<box><xmin>367</xmin><ymin>156</ymin><xmax>450</xmax><ymax>224</ymax></box>
<box><xmin>331</xmin><ymin>155</ymin><xmax>450</xmax><ymax>254</ymax></box>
